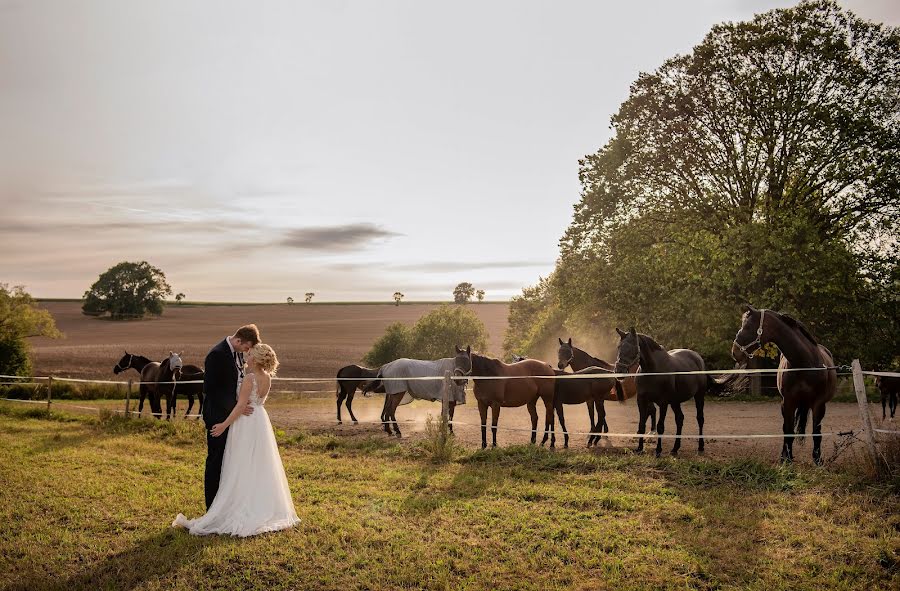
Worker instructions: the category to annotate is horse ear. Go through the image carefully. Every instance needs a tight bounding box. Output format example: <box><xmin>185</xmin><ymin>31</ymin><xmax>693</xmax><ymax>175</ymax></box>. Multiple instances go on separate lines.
<box><xmin>567</xmin><ymin>337</ymin><xmax>572</xmax><ymax>346</ymax></box>
<box><xmin>466</xmin><ymin>345</ymin><xmax>471</xmax><ymax>354</ymax></box>
<box><xmin>629</xmin><ymin>326</ymin><xmax>636</xmax><ymax>335</ymax></box>
<box><xmin>455</xmin><ymin>345</ymin><xmax>461</xmax><ymax>354</ymax></box>
<box><xmin>744</xmin><ymin>303</ymin><xmax>758</xmax><ymax>313</ymax></box>
<box><xmin>615</xmin><ymin>327</ymin><xmax>627</xmax><ymax>338</ymax></box>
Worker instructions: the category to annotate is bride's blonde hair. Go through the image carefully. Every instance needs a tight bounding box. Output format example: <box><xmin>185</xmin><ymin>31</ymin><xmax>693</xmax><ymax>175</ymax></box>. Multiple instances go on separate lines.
<box><xmin>248</xmin><ymin>343</ymin><xmax>279</xmax><ymax>376</ymax></box>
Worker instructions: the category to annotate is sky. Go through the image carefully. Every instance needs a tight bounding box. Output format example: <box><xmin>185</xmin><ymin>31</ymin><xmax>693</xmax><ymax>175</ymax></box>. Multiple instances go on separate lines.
<box><xmin>1</xmin><ymin>1</ymin><xmax>897</xmax><ymax>302</ymax></box>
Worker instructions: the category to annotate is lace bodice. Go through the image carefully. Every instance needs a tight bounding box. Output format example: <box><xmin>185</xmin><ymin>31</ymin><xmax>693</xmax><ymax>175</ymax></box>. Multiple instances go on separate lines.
<box><xmin>247</xmin><ymin>373</ymin><xmax>269</xmax><ymax>406</ymax></box>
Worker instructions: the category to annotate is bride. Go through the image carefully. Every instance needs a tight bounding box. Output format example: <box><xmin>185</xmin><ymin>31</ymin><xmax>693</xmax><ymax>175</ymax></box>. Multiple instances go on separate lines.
<box><xmin>173</xmin><ymin>343</ymin><xmax>300</xmax><ymax>537</ymax></box>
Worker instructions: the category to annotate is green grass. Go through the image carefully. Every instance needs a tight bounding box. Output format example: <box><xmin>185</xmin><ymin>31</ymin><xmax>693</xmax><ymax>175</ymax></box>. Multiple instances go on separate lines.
<box><xmin>1</xmin><ymin>403</ymin><xmax>898</xmax><ymax>591</ymax></box>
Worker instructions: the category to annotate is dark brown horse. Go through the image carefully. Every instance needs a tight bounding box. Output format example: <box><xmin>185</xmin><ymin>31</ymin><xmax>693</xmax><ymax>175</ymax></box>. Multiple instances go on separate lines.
<box><xmin>557</xmin><ymin>337</ymin><xmax>653</xmax><ymax>435</ymax></box>
<box><xmin>113</xmin><ymin>351</ymin><xmax>162</xmax><ymax>418</ymax></box>
<box><xmin>732</xmin><ymin>306</ymin><xmax>837</xmax><ymax>465</ymax></box>
<box><xmin>541</xmin><ymin>366</ymin><xmax>624</xmax><ymax>448</ymax></box>
<box><xmin>335</xmin><ymin>364</ymin><xmax>380</xmax><ymax>424</ymax></box>
<box><xmin>453</xmin><ymin>346</ymin><xmax>556</xmax><ymax>449</ymax></box>
<box><xmin>875</xmin><ymin>374</ymin><xmax>899</xmax><ymax>420</ymax></box>
<box><xmin>614</xmin><ymin>328</ymin><xmax>711</xmax><ymax>457</ymax></box>
<box><xmin>155</xmin><ymin>351</ymin><xmax>204</xmax><ymax>420</ymax></box>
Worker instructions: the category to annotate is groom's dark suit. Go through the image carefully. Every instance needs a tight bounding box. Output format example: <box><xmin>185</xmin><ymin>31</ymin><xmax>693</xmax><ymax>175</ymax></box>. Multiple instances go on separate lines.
<box><xmin>202</xmin><ymin>338</ymin><xmax>243</xmax><ymax>509</ymax></box>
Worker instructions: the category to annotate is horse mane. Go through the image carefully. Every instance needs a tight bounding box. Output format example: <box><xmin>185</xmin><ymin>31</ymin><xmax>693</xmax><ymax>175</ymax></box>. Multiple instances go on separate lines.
<box><xmin>575</xmin><ymin>346</ymin><xmax>613</xmax><ymax>370</ymax></box>
<box><xmin>574</xmin><ymin>346</ymin><xmax>601</xmax><ymax>364</ymax></box>
<box><xmin>637</xmin><ymin>333</ymin><xmax>664</xmax><ymax>352</ymax></box>
<box><xmin>133</xmin><ymin>355</ymin><xmax>152</xmax><ymax>365</ymax></box>
<box><xmin>472</xmin><ymin>353</ymin><xmax>501</xmax><ymax>376</ymax></box>
<box><xmin>776</xmin><ymin>312</ymin><xmax>819</xmax><ymax>345</ymax></box>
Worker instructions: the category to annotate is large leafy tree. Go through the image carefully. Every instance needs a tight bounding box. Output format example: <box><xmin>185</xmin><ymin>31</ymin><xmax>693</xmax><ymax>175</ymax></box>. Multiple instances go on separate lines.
<box><xmin>452</xmin><ymin>282</ymin><xmax>476</xmax><ymax>304</ymax></box>
<box><xmin>82</xmin><ymin>261</ymin><xmax>173</xmax><ymax>320</ymax></box>
<box><xmin>0</xmin><ymin>284</ymin><xmax>62</xmax><ymax>376</ymax></box>
<box><xmin>513</xmin><ymin>0</ymin><xmax>899</xmax><ymax>366</ymax></box>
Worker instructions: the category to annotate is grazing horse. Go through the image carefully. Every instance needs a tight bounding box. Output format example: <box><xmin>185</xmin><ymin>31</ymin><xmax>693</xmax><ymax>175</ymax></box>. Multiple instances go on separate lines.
<box><xmin>875</xmin><ymin>374</ymin><xmax>899</xmax><ymax>420</ymax></box>
<box><xmin>556</xmin><ymin>337</ymin><xmax>654</xmax><ymax>436</ymax></box>
<box><xmin>363</xmin><ymin>357</ymin><xmax>464</xmax><ymax>438</ymax></box>
<box><xmin>335</xmin><ymin>364</ymin><xmax>380</xmax><ymax>424</ymax></box>
<box><xmin>453</xmin><ymin>346</ymin><xmax>556</xmax><ymax>449</ymax></box>
<box><xmin>732</xmin><ymin>306</ymin><xmax>837</xmax><ymax>465</ymax></box>
<box><xmin>112</xmin><ymin>351</ymin><xmax>162</xmax><ymax>418</ymax></box>
<box><xmin>614</xmin><ymin>327</ymin><xmax>709</xmax><ymax>457</ymax></box>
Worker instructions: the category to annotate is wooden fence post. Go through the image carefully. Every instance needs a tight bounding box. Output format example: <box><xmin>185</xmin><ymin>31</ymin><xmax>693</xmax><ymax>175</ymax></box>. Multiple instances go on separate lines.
<box><xmin>125</xmin><ymin>379</ymin><xmax>133</xmax><ymax>417</ymax></box>
<box><xmin>851</xmin><ymin>359</ymin><xmax>880</xmax><ymax>474</ymax></box>
<box><xmin>442</xmin><ymin>371</ymin><xmax>451</xmax><ymax>432</ymax></box>
<box><xmin>46</xmin><ymin>376</ymin><xmax>52</xmax><ymax>413</ymax></box>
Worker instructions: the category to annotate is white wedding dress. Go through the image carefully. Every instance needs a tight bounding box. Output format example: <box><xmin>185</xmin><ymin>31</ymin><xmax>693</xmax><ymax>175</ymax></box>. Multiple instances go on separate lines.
<box><xmin>173</xmin><ymin>373</ymin><xmax>300</xmax><ymax>537</ymax></box>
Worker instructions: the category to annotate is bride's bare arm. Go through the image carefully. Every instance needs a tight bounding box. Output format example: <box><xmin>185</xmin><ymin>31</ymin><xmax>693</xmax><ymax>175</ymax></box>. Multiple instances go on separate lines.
<box><xmin>210</xmin><ymin>377</ymin><xmax>253</xmax><ymax>437</ymax></box>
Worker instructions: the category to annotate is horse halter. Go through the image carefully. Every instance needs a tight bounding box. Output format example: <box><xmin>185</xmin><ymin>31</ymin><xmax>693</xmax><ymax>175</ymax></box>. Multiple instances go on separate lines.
<box><xmin>733</xmin><ymin>309</ymin><xmax>766</xmax><ymax>357</ymax></box>
<box><xmin>114</xmin><ymin>353</ymin><xmax>134</xmax><ymax>373</ymax></box>
<box><xmin>454</xmin><ymin>352</ymin><xmax>473</xmax><ymax>377</ymax></box>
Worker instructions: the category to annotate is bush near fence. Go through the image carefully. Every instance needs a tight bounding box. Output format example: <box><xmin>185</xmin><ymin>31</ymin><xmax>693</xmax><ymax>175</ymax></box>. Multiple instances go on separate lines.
<box><xmin>0</xmin><ymin>382</ymin><xmax>124</xmax><ymax>401</ymax></box>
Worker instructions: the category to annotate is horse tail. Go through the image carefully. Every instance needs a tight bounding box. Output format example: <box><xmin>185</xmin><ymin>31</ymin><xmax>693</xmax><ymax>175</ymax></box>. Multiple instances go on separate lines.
<box><xmin>614</xmin><ymin>379</ymin><xmax>625</xmax><ymax>402</ymax></box>
<box><xmin>706</xmin><ymin>373</ymin><xmax>737</xmax><ymax>397</ymax></box>
<box><xmin>794</xmin><ymin>405</ymin><xmax>810</xmax><ymax>445</ymax></box>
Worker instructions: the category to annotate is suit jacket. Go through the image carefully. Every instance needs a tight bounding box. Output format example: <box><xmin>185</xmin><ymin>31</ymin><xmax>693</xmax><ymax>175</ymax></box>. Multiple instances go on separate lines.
<box><xmin>203</xmin><ymin>338</ymin><xmax>240</xmax><ymax>427</ymax></box>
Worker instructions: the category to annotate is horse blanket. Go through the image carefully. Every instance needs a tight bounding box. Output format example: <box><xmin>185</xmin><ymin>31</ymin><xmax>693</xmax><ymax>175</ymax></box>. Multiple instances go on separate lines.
<box><xmin>379</xmin><ymin>358</ymin><xmax>466</xmax><ymax>406</ymax></box>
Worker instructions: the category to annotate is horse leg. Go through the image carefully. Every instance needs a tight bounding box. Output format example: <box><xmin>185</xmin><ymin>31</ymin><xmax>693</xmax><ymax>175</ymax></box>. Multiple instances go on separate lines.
<box><xmin>655</xmin><ymin>402</ymin><xmax>669</xmax><ymax>458</ymax></box>
<box><xmin>389</xmin><ymin>393</ymin><xmax>402</xmax><ymax>439</ymax></box>
<box><xmin>695</xmin><ymin>393</ymin><xmax>705</xmax><ymax>454</ymax></box>
<box><xmin>781</xmin><ymin>399</ymin><xmax>797</xmax><ymax>463</ymax></box>
<box><xmin>635</xmin><ymin>396</ymin><xmax>648</xmax><ymax>454</ymax></box>
<box><xmin>586</xmin><ymin>401</ymin><xmax>595</xmax><ymax>435</ymax></box>
<box><xmin>491</xmin><ymin>403</ymin><xmax>501</xmax><ymax>448</ymax></box>
<box><xmin>671</xmin><ymin>402</ymin><xmax>684</xmax><ymax>456</ymax></box>
<box><xmin>527</xmin><ymin>401</ymin><xmax>538</xmax><ymax>445</ymax></box>
<box><xmin>812</xmin><ymin>403</ymin><xmax>827</xmax><ymax>466</ymax></box>
<box><xmin>478</xmin><ymin>401</ymin><xmax>489</xmax><ymax>449</ymax></box>
<box><xmin>595</xmin><ymin>400</ymin><xmax>607</xmax><ymax>446</ymax></box>
<box><xmin>557</xmin><ymin>402</ymin><xmax>569</xmax><ymax>449</ymax></box>
<box><xmin>185</xmin><ymin>394</ymin><xmax>194</xmax><ymax>418</ymax></box>
<box><xmin>448</xmin><ymin>401</ymin><xmax>456</xmax><ymax>434</ymax></box>
<box><xmin>381</xmin><ymin>393</ymin><xmax>393</xmax><ymax>435</ymax></box>
<box><xmin>347</xmin><ymin>389</ymin><xmax>359</xmax><ymax>424</ymax></box>
<box><xmin>543</xmin><ymin>396</ymin><xmax>555</xmax><ymax>449</ymax></box>
<box><xmin>336</xmin><ymin>386</ymin><xmax>346</xmax><ymax>424</ymax></box>
<box><xmin>892</xmin><ymin>392</ymin><xmax>898</xmax><ymax>419</ymax></box>
<box><xmin>883</xmin><ymin>393</ymin><xmax>888</xmax><ymax>421</ymax></box>
<box><xmin>138</xmin><ymin>388</ymin><xmax>146</xmax><ymax>417</ymax></box>
<box><xmin>197</xmin><ymin>392</ymin><xmax>204</xmax><ymax>420</ymax></box>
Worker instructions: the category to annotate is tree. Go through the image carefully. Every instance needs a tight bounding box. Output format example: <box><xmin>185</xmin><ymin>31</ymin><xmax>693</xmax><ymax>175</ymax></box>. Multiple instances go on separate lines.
<box><xmin>0</xmin><ymin>284</ymin><xmax>62</xmax><ymax>376</ymax></box>
<box><xmin>452</xmin><ymin>282</ymin><xmax>475</xmax><ymax>304</ymax></box>
<box><xmin>393</xmin><ymin>292</ymin><xmax>404</xmax><ymax>306</ymax></box>
<box><xmin>82</xmin><ymin>261</ymin><xmax>173</xmax><ymax>320</ymax></box>
<box><xmin>175</xmin><ymin>293</ymin><xmax>185</xmax><ymax>304</ymax></box>
<box><xmin>476</xmin><ymin>289</ymin><xmax>485</xmax><ymax>303</ymax></box>
<box><xmin>520</xmin><ymin>1</ymin><xmax>900</xmax><ymax>366</ymax></box>
<box><xmin>286</xmin><ymin>296</ymin><xmax>294</xmax><ymax>305</ymax></box>
<box><xmin>363</xmin><ymin>322</ymin><xmax>412</xmax><ymax>366</ymax></box>
<box><xmin>304</xmin><ymin>293</ymin><xmax>315</xmax><ymax>303</ymax></box>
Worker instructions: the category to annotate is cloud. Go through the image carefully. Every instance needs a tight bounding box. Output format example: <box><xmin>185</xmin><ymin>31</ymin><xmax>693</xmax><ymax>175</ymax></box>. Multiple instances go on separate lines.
<box><xmin>330</xmin><ymin>260</ymin><xmax>554</xmax><ymax>272</ymax></box>
<box><xmin>278</xmin><ymin>223</ymin><xmax>403</xmax><ymax>252</ymax></box>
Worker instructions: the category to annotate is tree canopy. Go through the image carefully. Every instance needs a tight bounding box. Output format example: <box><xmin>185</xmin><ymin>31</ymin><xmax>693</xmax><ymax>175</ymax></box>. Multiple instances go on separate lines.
<box><xmin>508</xmin><ymin>1</ymin><xmax>900</xmax><ymax>367</ymax></box>
<box><xmin>453</xmin><ymin>282</ymin><xmax>475</xmax><ymax>304</ymax></box>
<box><xmin>0</xmin><ymin>284</ymin><xmax>61</xmax><ymax>376</ymax></box>
<box><xmin>82</xmin><ymin>261</ymin><xmax>173</xmax><ymax>320</ymax></box>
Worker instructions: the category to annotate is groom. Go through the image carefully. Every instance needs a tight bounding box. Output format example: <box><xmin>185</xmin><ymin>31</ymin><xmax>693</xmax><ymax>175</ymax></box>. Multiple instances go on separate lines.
<box><xmin>202</xmin><ymin>324</ymin><xmax>261</xmax><ymax>509</ymax></box>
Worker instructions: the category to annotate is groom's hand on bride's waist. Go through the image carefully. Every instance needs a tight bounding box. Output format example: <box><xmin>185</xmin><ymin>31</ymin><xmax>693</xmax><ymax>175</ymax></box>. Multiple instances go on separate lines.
<box><xmin>242</xmin><ymin>406</ymin><xmax>254</xmax><ymax>416</ymax></box>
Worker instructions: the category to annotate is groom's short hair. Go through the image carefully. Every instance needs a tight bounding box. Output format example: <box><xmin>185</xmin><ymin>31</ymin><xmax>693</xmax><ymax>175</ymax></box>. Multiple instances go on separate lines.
<box><xmin>233</xmin><ymin>324</ymin><xmax>261</xmax><ymax>345</ymax></box>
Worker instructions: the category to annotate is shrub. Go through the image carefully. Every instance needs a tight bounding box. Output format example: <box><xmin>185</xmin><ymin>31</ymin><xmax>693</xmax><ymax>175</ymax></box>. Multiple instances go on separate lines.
<box><xmin>363</xmin><ymin>322</ymin><xmax>412</xmax><ymax>366</ymax></box>
<box><xmin>408</xmin><ymin>304</ymin><xmax>489</xmax><ymax>359</ymax></box>
<box><xmin>0</xmin><ymin>336</ymin><xmax>31</xmax><ymax>377</ymax></box>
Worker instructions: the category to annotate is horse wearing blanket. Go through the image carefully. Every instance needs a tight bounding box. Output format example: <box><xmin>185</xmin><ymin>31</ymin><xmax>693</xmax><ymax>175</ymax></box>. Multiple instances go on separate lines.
<box><xmin>365</xmin><ymin>357</ymin><xmax>465</xmax><ymax>438</ymax></box>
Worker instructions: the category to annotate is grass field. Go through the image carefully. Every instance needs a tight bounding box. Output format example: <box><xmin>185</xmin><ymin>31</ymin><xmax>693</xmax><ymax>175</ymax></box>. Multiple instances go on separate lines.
<box><xmin>1</xmin><ymin>404</ymin><xmax>898</xmax><ymax>591</ymax></box>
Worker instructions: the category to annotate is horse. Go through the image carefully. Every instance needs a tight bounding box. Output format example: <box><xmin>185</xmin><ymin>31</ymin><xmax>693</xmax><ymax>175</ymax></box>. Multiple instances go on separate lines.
<box><xmin>875</xmin><ymin>374</ymin><xmax>899</xmax><ymax>420</ymax></box>
<box><xmin>335</xmin><ymin>364</ymin><xmax>380</xmax><ymax>424</ymax></box>
<box><xmin>362</xmin><ymin>357</ymin><xmax>464</xmax><ymax>438</ymax></box>
<box><xmin>453</xmin><ymin>346</ymin><xmax>556</xmax><ymax>449</ymax></box>
<box><xmin>154</xmin><ymin>351</ymin><xmax>205</xmax><ymax>420</ymax></box>
<box><xmin>614</xmin><ymin>327</ymin><xmax>711</xmax><ymax>457</ymax></box>
<box><xmin>556</xmin><ymin>337</ymin><xmax>654</xmax><ymax>436</ymax></box>
<box><xmin>732</xmin><ymin>306</ymin><xmax>838</xmax><ymax>465</ymax></box>
<box><xmin>542</xmin><ymin>366</ymin><xmax>624</xmax><ymax>448</ymax></box>
<box><xmin>112</xmin><ymin>351</ymin><xmax>162</xmax><ymax>418</ymax></box>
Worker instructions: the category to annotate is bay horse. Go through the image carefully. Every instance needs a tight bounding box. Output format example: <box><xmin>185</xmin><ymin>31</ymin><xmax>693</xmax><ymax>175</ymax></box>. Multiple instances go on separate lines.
<box><xmin>732</xmin><ymin>306</ymin><xmax>837</xmax><ymax>465</ymax></box>
<box><xmin>156</xmin><ymin>351</ymin><xmax>204</xmax><ymax>420</ymax></box>
<box><xmin>453</xmin><ymin>346</ymin><xmax>556</xmax><ymax>449</ymax></box>
<box><xmin>541</xmin><ymin>366</ymin><xmax>624</xmax><ymax>448</ymax></box>
<box><xmin>362</xmin><ymin>357</ymin><xmax>464</xmax><ymax>438</ymax></box>
<box><xmin>335</xmin><ymin>364</ymin><xmax>380</xmax><ymax>424</ymax></box>
<box><xmin>112</xmin><ymin>351</ymin><xmax>162</xmax><ymax>418</ymax></box>
<box><xmin>614</xmin><ymin>327</ymin><xmax>710</xmax><ymax>457</ymax></box>
<box><xmin>557</xmin><ymin>337</ymin><xmax>654</xmax><ymax>435</ymax></box>
<box><xmin>875</xmin><ymin>374</ymin><xmax>899</xmax><ymax>420</ymax></box>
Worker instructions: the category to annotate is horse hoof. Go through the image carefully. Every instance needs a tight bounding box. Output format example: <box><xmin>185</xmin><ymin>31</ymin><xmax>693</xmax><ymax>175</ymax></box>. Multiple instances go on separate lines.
<box><xmin>670</xmin><ymin>450</ymin><xmax>679</xmax><ymax>457</ymax></box>
<box><xmin>353</xmin><ymin>421</ymin><xmax>359</xmax><ymax>425</ymax></box>
<box><xmin>337</xmin><ymin>420</ymin><xmax>343</xmax><ymax>425</ymax></box>
<box><xmin>655</xmin><ymin>450</ymin><xmax>662</xmax><ymax>459</ymax></box>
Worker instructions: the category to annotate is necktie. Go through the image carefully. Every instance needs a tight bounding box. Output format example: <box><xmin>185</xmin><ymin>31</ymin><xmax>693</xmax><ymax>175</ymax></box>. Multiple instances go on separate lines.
<box><xmin>234</xmin><ymin>352</ymin><xmax>244</xmax><ymax>378</ymax></box>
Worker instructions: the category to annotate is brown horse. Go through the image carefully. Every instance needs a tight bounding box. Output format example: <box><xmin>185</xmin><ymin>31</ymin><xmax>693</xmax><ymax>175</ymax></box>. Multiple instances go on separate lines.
<box><xmin>542</xmin><ymin>366</ymin><xmax>624</xmax><ymax>448</ymax></box>
<box><xmin>732</xmin><ymin>306</ymin><xmax>837</xmax><ymax>465</ymax></box>
<box><xmin>335</xmin><ymin>364</ymin><xmax>380</xmax><ymax>424</ymax></box>
<box><xmin>875</xmin><ymin>374</ymin><xmax>899</xmax><ymax>420</ymax></box>
<box><xmin>557</xmin><ymin>337</ymin><xmax>652</xmax><ymax>435</ymax></box>
<box><xmin>113</xmin><ymin>351</ymin><xmax>162</xmax><ymax>418</ymax></box>
<box><xmin>155</xmin><ymin>351</ymin><xmax>204</xmax><ymax>420</ymax></box>
<box><xmin>453</xmin><ymin>346</ymin><xmax>556</xmax><ymax>449</ymax></box>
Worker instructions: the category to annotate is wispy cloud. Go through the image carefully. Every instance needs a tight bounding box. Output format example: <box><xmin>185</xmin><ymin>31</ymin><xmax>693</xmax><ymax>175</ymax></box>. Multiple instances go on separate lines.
<box><xmin>331</xmin><ymin>260</ymin><xmax>554</xmax><ymax>272</ymax></box>
<box><xmin>278</xmin><ymin>223</ymin><xmax>403</xmax><ymax>252</ymax></box>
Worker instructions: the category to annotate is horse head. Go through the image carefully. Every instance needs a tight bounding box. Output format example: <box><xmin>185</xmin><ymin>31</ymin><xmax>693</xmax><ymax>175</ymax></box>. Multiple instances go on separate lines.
<box><xmin>452</xmin><ymin>345</ymin><xmax>473</xmax><ymax>384</ymax></box>
<box><xmin>614</xmin><ymin>327</ymin><xmax>640</xmax><ymax>374</ymax></box>
<box><xmin>731</xmin><ymin>305</ymin><xmax>766</xmax><ymax>363</ymax></box>
<box><xmin>166</xmin><ymin>351</ymin><xmax>184</xmax><ymax>373</ymax></box>
<box><xmin>113</xmin><ymin>351</ymin><xmax>133</xmax><ymax>374</ymax></box>
<box><xmin>557</xmin><ymin>337</ymin><xmax>574</xmax><ymax>370</ymax></box>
